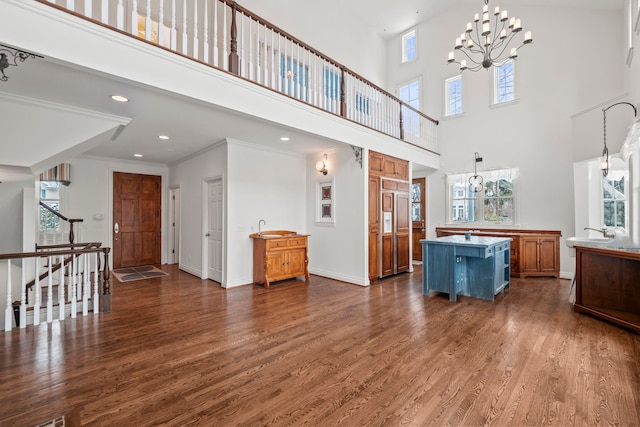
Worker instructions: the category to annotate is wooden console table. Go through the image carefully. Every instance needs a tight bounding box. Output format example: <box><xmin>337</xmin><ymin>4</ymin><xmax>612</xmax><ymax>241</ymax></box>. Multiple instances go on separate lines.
<box><xmin>435</xmin><ymin>227</ymin><xmax>561</xmax><ymax>278</ymax></box>
<box><xmin>574</xmin><ymin>246</ymin><xmax>640</xmax><ymax>334</ymax></box>
<box><xmin>250</xmin><ymin>231</ymin><xmax>309</xmax><ymax>288</ymax></box>
<box><xmin>421</xmin><ymin>235</ymin><xmax>511</xmax><ymax>302</ymax></box>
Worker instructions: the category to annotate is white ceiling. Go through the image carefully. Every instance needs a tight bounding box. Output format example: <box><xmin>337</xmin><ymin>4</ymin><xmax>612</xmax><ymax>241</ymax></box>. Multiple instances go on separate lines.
<box><xmin>0</xmin><ymin>0</ymin><xmax>625</xmax><ymax>182</ymax></box>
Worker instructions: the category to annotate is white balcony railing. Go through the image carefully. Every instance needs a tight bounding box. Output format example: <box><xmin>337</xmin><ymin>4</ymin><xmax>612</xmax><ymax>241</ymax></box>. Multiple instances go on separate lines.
<box><xmin>40</xmin><ymin>0</ymin><xmax>439</xmax><ymax>152</ymax></box>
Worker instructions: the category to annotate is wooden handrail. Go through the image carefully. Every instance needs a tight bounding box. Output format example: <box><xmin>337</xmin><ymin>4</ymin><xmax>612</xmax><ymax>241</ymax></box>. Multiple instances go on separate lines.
<box><xmin>39</xmin><ymin>201</ymin><xmax>83</xmax><ymax>244</ymax></box>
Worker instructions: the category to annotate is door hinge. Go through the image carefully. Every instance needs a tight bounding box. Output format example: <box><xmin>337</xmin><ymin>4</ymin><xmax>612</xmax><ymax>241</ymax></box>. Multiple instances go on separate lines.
<box><xmin>172</xmin><ymin>249</ymin><xmax>175</xmax><ymax>254</ymax></box>
<box><xmin>172</xmin><ymin>195</ymin><xmax>175</xmax><ymax>200</ymax></box>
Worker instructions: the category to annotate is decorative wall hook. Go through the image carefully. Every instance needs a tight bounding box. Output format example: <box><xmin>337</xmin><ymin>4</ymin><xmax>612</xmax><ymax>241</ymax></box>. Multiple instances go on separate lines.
<box><xmin>0</xmin><ymin>44</ymin><xmax>43</xmax><ymax>82</ymax></box>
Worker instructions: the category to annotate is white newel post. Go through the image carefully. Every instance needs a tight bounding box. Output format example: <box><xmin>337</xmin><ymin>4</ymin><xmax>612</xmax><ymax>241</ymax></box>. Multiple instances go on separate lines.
<box><xmin>71</xmin><ymin>255</ymin><xmax>77</xmax><ymax>318</ymax></box>
<box><xmin>58</xmin><ymin>255</ymin><xmax>65</xmax><ymax>321</ymax></box>
<box><xmin>82</xmin><ymin>254</ymin><xmax>89</xmax><ymax>316</ymax></box>
<box><xmin>93</xmin><ymin>252</ymin><xmax>99</xmax><ymax>314</ymax></box>
<box><xmin>34</xmin><ymin>257</ymin><xmax>41</xmax><ymax>326</ymax></box>
<box><xmin>5</xmin><ymin>260</ymin><xmax>12</xmax><ymax>332</ymax></box>
<box><xmin>47</xmin><ymin>256</ymin><xmax>53</xmax><ymax>323</ymax></box>
<box><xmin>20</xmin><ymin>259</ymin><xmax>26</xmax><ymax>328</ymax></box>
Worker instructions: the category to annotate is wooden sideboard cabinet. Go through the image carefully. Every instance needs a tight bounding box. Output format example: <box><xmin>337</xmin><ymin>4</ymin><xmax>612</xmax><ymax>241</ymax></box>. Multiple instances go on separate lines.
<box><xmin>250</xmin><ymin>231</ymin><xmax>309</xmax><ymax>288</ymax></box>
<box><xmin>574</xmin><ymin>246</ymin><xmax>640</xmax><ymax>334</ymax></box>
<box><xmin>435</xmin><ymin>227</ymin><xmax>561</xmax><ymax>278</ymax></box>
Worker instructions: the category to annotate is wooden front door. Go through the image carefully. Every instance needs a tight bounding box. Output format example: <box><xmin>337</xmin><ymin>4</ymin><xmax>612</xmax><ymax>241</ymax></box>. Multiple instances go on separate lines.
<box><xmin>113</xmin><ymin>172</ymin><xmax>161</xmax><ymax>269</ymax></box>
<box><xmin>411</xmin><ymin>178</ymin><xmax>426</xmax><ymax>261</ymax></box>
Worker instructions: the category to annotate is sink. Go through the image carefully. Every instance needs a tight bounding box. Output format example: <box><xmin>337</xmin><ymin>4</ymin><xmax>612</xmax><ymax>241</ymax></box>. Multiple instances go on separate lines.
<box><xmin>251</xmin><ymin>230</ymin><xmax>299</xmax><ymax>238</ymax></box>
<box><xmin>566</xmin><ymin>236</ymin><xmax>614</xmax><ymax>257</ymax></box>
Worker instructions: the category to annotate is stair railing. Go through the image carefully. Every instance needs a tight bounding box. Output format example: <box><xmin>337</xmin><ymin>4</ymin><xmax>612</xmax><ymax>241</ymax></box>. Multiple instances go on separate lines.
<box><xmin>1</xmin><ymin>246</ymin><xmax>111</xmax><ymax>332</ymax></box>
<box><xmin>39</xmin><ymin>201</ymin><xmax>84</xmax><ymax>245</ymax></box>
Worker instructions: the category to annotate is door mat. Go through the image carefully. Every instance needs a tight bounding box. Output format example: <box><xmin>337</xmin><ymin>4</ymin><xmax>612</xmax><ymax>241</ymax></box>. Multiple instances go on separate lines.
<box><xmin>112</xmin><ymin>265</ymin><xmax>169</xmax><ymax>283</ymax></box>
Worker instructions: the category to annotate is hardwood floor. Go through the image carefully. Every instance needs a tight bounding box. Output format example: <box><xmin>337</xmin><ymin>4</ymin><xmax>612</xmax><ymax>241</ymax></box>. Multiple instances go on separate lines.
<box><xmin>1</xmin><ymin>265</ymin><xmax>639</xmax><ymax>426</ymax></box>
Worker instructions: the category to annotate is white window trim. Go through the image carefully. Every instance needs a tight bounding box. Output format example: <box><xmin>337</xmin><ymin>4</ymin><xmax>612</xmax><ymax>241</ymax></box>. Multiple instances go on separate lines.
<box><xmin>444</xmin><ymin>75</ymin><xmax>463</xmax><ymax>117</ymax></box>
<box><xmin>491</xmin><ymin>60</ymin><xmax>519</xmax><ymax>106</ymax></box>
<box><xmin>401</xmin><ymin>28</ymin><xmax>418</xmax><ymax>63</ymax></box>
<box><xmin>600</xmin><ymin>169</ymin><xmax>628</xmax><ymax>231</ymax></box>
<box><xmin>445</xmin><ymin>168</ymin><xmax>519</xmax><ymax>226</ymax></box>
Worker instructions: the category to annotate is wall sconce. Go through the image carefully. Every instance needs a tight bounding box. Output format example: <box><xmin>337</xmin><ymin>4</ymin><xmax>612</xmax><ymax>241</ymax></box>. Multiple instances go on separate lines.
<box><xmin>601</xmin><ymin>102</ymin><xmax>638</xmax><ymax>177</ymax></box>
<box><xmin>469</xmin><ymin>152</ymin><xmax>483</xmax><ymax>193</ymax></box>
<box><xmin>316</xmin><ymin>154</ymin><xmax>328</xmax><ymax>175</ymax></box>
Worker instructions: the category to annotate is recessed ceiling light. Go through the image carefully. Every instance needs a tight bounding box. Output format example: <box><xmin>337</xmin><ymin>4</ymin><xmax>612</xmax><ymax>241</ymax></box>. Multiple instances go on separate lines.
<box><xmin>111</xmin><ymin>95</ymin><xmax>129</xmax><ymax>103</ymax></box>
<box><xmin>134</xmin><ymin>153</ymin><xmax>143</xmax><ymax>158</ymax></box>
<box><xmin>158</xmin><ymin>135</ymin><xmax>170</xmax><ymax>140</ymax></box>
<box><xmin>280</xmin><ymin>137</ymin><xmax>290</xmax><ymax>141</ymax></box>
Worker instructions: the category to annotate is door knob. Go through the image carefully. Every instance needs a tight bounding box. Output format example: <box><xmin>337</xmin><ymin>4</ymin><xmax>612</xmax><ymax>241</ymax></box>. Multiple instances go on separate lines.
<box><xmin>205</xmin><ymin>233</ymin><xmax>210</xmax><ymax>237</ymax></box>
<box><xmin>114</xmin><ymin>222</ymin><xmax>119</xmax><ymax>234</ymax></box>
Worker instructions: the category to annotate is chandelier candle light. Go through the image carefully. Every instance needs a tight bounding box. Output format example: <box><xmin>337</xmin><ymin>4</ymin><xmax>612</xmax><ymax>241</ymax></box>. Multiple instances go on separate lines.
<box><xmin>448</xmin><ymin>0</ymin><xmax>532</xmax><ymax>72</ymax></box>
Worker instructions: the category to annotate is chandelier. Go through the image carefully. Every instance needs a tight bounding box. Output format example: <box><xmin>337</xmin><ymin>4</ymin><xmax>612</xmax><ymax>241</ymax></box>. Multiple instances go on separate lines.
<box><xmin>469</xmin><ymin>152</ymin><xmax>483</xmax><ymax>193</ymax></box>
<box><xmin>447</xmin><ymin>0</ymin><xmax>532</xmax><ymax>72</ymax></box>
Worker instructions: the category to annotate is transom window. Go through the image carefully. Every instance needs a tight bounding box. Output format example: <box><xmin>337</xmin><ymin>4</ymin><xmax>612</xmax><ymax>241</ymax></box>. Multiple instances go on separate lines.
<box><xmin>445</xmin><ymin>75</ymin><xmax>462</xmax><ymax>116</ymax></box>
<box><xmin>402</xmin><ymin>29</ymin><xmax>417</xmax><ymax>63</ymax></box>
<box><xmin>447</xmin><ymin>168</ymin><xmax>517</xmax><ymax>225</ymax></box>
<box><xmin>493</xmin><ymin>60</ymin><xmax>515</xmax><ymax>104</ymax></box>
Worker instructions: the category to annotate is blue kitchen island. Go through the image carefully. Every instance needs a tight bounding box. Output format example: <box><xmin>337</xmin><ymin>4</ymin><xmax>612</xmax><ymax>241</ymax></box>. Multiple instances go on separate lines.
<box><xmin>421</xmin><ymin>235</ymin><xmax>512</xmax><ymax>302</ymax></box>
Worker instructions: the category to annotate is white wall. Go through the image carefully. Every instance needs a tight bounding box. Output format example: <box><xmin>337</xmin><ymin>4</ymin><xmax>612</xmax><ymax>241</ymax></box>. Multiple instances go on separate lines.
<box><xmin>387</xmin><ymin>5</ymin><xmax>626</xmax><ymax>278</ymax></box>
<box><xmin>306</xmin><ymin>147</ymin><xmax>368</xmax><ymax>286</ymax></box>
<box><xmin>169</xmin><ymin>139</ymin><xmax>307</xmax><ymax>288</ymax></box>
<box><xmin>0</xmin><ymin>180</ymin><xmax>33</xmax><ymax>254</ymax></box>
<box><xmin>225</xmin><ymin>140</ymin><xmax>307</xmax><ymax>287</ymax></box>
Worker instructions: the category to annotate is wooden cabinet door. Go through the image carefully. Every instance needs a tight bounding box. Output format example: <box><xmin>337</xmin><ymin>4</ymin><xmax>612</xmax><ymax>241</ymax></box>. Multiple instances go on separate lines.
<box><xmin>368</xmin><ymin>177</ymin><xmax>380</xmax><ymax>281</ymax></box>
<box><xmin>266</xmin><ymin>252</ymin><xmax>287</xmax><ymax>280</ymax></box>
<box><xmin>369</xmin><ymin>231</ymin><xmax>379</xmax><ymax>281</ymax></box>
<box><xmin>369</xmin><ymin>151</ymin><xmax>384</xmax><ymax>174</ymax></box>
<box><xmin>381</xmin><ymin>235</ymin><xmax>394</xmax><ymax>276</ymax></box>
<box><xmin>381</xmin><ymin>192</ymin><xmax>394</xmax><ymax>276</ymax></box>
<box><xmin>538</xmin><ymin>238</ymin><xmax>557</xmax><ymax>273</ymax></box>
<box><xmin>520</xmin><ymin>238</ymin><xmax>540</xmax><ymax>273</ymax></box>
<box><xmin>288</xmin><ymin>249</ymin><xmax>306</xmax><ymax>277</ymax></box>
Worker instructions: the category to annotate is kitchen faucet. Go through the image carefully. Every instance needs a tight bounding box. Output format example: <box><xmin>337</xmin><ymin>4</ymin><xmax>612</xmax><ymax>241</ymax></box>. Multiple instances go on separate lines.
<box><xmin>584</xmin><ymin>227</ymin><xmax>616</xmax><ymax>238</ymax></box>
<box><xmin>258</xmin><ymin>219</ymin><xmax>266</xmax><ymax>236</ymax></box>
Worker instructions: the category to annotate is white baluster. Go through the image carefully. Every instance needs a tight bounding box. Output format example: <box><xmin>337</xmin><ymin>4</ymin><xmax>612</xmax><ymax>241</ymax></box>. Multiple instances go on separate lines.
<box><xmin>145</xmin><ymin>0</ymin><xmax>152</xmax><ymax>42</ymax></box>
<box><xmin>247</xmin><ymin>16</ymin><xmax>251</xmax><ymax>80</ymax></box>
<box><xmin>66</xmin><ymin>0</ymin><xmax>75</xmax><ymax>10</ymax></box>
<box><xmin>59</xmin><ymin>255</ymin><xmax>65</xmax><ymax>321</ymax></box>
<box><xmin>93</xmin><ymin>252</ymin><xmax>99</xmax><ymax>314</ymax></box>
<box><xmin>82</xmin><ymin>254</ymin><xmax>88</xmax><ymax>316</ymax></box>
<box><xmin>240</xmin><ymin>14</ymin><xmax>246</xmax><ymax>78</ymax></box>
<box><xmin>71</xmin><ymin>255</ymin><xmax>77</xmax><ymax>318</ymax></box>
<box><xmin>132</xmin><ymin>0</ymin><xmax>139</xmax><ymax>35</ymax></box>
<box><xmin>5</xmin><ymin>260</ymin><xmax>12</xmax><ymax>331</ymax></box>
<box><xmin>193</xmin><ymin>0</ymin><xmax>199</xmax><ymax>58</ymax></box>
<box><xmin>47</xmin><ymin>256</ymin><xmax>53</xmax><ymax>323</ymax></box>
<box><xmin>158</xmin><ymin>0</ymin><xmax>166</xmax><ymax>47</ymax></box>
<box><xmin>84</xmin><ymin>0</ymin><xmax>91</xmax><ymax>18</ymax></box>
<box><xmin>100</xmin><ymin>0</ymin><xmax>112</xmax><ymax>25</ymax></box>
<box><xmin>182</xmin><ymin>0</ymin><xmax>188</xmax><ymax>54</ymax></box>
<box><xmin>203</xmin><ymin>0</ymin><xmax>209</xmax><ymax>63</ymax></box>
<box><xmin>170</xmin><ymin>0</ymin><xmax>177</xmax><ymax>50</ymax></box>
<box><xmin>116</xmin><ymin>0</ymin><xmax>124</xmax><ymax>29</ymax></box>
<box><xmin>20</xmin><ymin>259</ymin><xmax>26</xmax><ymax>328</ymax></box>
<box><xmin>34</xmin><ymin>257</ymin><xmax>41</xmax><ymax>326</ymax></box>
<box><xmin>212</xmin><ymin>0</ymin><xmax>218</xmax><ymax>67</ymax></box>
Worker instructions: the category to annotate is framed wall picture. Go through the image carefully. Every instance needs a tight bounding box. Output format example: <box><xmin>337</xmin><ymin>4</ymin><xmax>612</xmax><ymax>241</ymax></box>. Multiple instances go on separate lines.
<box><xmin>315</xmin><ymin>178</ymin><xmax>335</xmax><ymax>224</ymax></box>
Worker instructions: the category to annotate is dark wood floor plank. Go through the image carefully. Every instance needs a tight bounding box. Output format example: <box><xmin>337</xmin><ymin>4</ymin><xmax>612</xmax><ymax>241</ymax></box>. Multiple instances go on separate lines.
<box><xmin>1</xmin><ymin>265</ymin><xmax>640</xmax><ymax>426</ymax></box>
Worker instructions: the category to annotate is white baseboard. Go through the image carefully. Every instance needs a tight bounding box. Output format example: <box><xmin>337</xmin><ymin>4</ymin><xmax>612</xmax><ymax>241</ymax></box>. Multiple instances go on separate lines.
<box><xmin>308</xmin><ymin>268</ymin><xmax>369</xmax><ymax>287</ymax></box>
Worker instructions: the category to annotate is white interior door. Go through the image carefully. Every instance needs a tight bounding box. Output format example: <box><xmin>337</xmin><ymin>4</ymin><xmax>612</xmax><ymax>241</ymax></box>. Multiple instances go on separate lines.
<box><xmin>207</xmin><ymin>179</ymin><xmax>223</xmax><ymax>283</ymax></box>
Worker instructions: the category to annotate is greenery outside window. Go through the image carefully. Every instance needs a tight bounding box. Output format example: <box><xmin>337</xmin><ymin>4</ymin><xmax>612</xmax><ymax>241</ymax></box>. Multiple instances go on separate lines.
<box><xmin>602</xmin><ymin>171</ymin><xmax>627</xmax><ymax>228</ymax></box>
<box><xmin>447</xmin><ymin>168</ymin><xmax>517</xmax><ymax>225</ymax></box>
<box><xmin>40</xmin><ymin>181</ymin><xmax>61</xmax><ymax>232</ymax></box>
